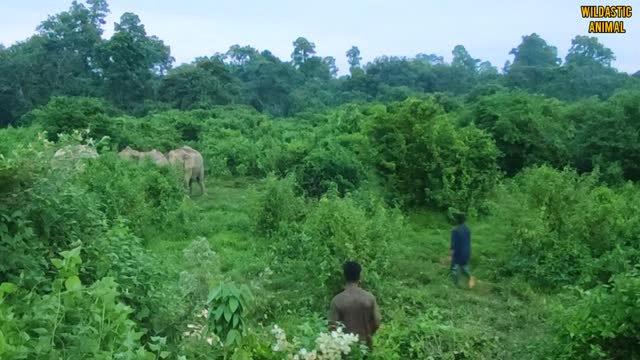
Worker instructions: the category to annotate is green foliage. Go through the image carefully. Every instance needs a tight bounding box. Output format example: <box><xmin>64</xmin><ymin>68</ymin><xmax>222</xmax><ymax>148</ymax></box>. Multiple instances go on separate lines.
<box><xmin>493</xmin><ymin>166</ymin><xmax>640</xmax><ymax>287</ymax></box>
<box><xmin>296</xmin><ymin>141</ymin><xmax>366</xmax><ymax>198</ymax></box>
<box><xmin>271</xmin><ymin>193</ymin><xmax>405</xmax><ymax>310</ymax></box>
<box><xmin>546</xmin><ymin>269</ymin><xmax>640</xmax><ymax>359</ymax></box>
<box><xmin>0</xmin><ymin>247</ymin><xmax>154</xmax><ymax>359</ymax></box>
<box><xmin>374</xmin><ymin>308</ymin><xmax>501</xmax><ymax>360</ymax></box>
<box><xmin>76</xmin><ymin>152</ymin><xmax>186</xmax><ymax>235</ymax></box>
<box><xmin>207</xmin><ymin>282</ymin><xmax>253</xmax><ymax>347</ymax></box>
<box><xmin>254</xmin><ymin>174</ymin><xmax>306</xmax><ymax>237</ymax></box>
<box><xmin>23</xmin><ymin>96</ymin><xmax>113</xmax><ymax>141</ymax></box>
<box><xmin>467</xmin><ymin>90</ymin><xmax>569</xmax><ymax>175</ymax></box>
<box><xmin>179</xmin><ymin>237</ymin><xmax>219</xmax><ymax>308</ymax></box>
<box><xmin>2</xmin><ymin>10</ymin><xmax>640</xmax><ymax>356</ymax></box>
<box><xmin>108</xmin><ymin>114</ymin><xmax>181</xmax><ymax>152</ymax></box>
<box><xmin>568</xmin><ymin>90</ymin><xmax>640</xmax><ymax>181</ymax></box>
<box><xmin>365</xmin><ymin>98</ymin><xmax>500</xmax><ymax>210</ymax></box>
<box><xmin>84</xmin><ymin>224</ymin><xmax>184</xmax><ymax>336</ymax></box>
<box><xmin>0</xmin><ymin>132</ymin><xmax>105</xmax><ymax>287</ymax></box>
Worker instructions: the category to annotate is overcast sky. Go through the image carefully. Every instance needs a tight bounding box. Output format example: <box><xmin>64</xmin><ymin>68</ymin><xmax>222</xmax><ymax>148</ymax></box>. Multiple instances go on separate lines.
<box><xmin>1</xmin><ymin>0</ymin><xmax>638</xmax><ymax>74</ymax></box>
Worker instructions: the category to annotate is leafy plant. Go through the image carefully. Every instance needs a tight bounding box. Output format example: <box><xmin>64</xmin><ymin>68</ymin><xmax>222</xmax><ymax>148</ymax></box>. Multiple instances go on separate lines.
<box><xmin>207</xmin><ymin>282</ymin><xmax>253</xmax><ymax>347</ymax></box>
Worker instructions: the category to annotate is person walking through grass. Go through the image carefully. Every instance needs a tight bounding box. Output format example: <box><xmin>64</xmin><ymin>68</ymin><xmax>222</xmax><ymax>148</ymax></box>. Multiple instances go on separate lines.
<box><xmin>329</xmin><ymin>261</ymin><xmax>382</xmax><ymax>350</ymax></box>
<box><xmin>450</xmin><ymin>213</ymin><xmax>476</xmax><ymax>288</ymax></box>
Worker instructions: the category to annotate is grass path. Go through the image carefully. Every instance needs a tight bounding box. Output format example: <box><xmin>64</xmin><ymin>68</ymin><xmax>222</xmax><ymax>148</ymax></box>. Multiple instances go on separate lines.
<box><xmin>147</xmin><ymin>179</ymin><xmax>551</xmax><ymax>358</ymax></box>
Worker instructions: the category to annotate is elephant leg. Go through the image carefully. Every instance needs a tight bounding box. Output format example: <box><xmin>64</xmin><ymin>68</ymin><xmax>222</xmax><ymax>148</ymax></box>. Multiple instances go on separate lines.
<box><xmin>184</xmin><ymin>171</ymin><xmax>192</xmax><ymax>194</ymax></box>
<box><xmin>199</xmin><ymin>169</ymin><xmax>205</xmax><ymax>195</ymax></box>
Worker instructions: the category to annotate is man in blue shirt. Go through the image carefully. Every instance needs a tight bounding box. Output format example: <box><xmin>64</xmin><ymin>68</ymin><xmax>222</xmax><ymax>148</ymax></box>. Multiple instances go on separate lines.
<box><xmin>450</xmin><ymin>213</ymin><xmax>475</xmax><ymax>288</ymax></box>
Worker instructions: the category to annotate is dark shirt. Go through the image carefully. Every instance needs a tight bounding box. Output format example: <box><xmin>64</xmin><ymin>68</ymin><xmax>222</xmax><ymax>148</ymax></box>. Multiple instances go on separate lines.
<box><xmin>329</xmin><ymin>284</ymin><xmax>381</xmax><ymax>348</ymax></box>
<box><xmin>451</xmin><ymin>224</ymin><xmax>471</xmax><ymax>265</ymax></box>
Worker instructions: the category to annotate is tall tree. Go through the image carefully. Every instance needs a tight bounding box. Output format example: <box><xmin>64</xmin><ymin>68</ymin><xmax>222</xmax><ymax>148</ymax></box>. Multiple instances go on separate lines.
<box><xmin>415</xmin><ymin>53</ymin><xmax>444</xmax><ymax>65</ymax></box>
<box><xmin>97</xmin><ymin>12</ymin><xmax>173</xmax><ymax>107</ymax></box>
<box><xmin>452</xmin><ymin>45</ymin><xmax>479</xmax><ymax>73</ymax></box>
<box><xmin>323</xmin><ymin>56</ymin><xmax>338</xmax><ymax>77</ymax></box>
<box><xmin>291</xmin><ymin>37</ymin><xmax>316</xmax><ymax>68</ymax></box>
<box><xmin>346</xmin><ymin>46</ymin><xmax>362</xmax><ymax>70</ymax></box>
<box><xmin>226</xmin><ymin>45</ymin><xmax>258</xmax><ymax>65</ymax></box>
<box><xmin>565</xmin><ymin>36</ymin><xmax>615</xmax><ymax>67</ymax></box>
<box><xmin>509</xmin><ymin>33</ymin><xmax>560</xmax><ymax>67</ymax></box>
<box><xmin>506</xmin><ymin>34</ymin><xmax>560</xmax><ymax>92</ymax></box>
<box><xmin>86</xmin><ymin>0</ymin><xmax>110</xmax><ymax>28</ymax></box>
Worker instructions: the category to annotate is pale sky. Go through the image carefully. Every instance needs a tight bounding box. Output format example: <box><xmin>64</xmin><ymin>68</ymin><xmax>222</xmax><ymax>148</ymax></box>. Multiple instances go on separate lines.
<box><xmin>1</xmin><ymin>0</ymin><xmax>638</xmax><ymax>74</ymax></box>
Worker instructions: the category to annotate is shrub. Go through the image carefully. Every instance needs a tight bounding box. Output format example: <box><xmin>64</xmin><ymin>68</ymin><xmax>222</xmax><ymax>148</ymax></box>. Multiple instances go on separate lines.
<box><xmin>467</xmin><ymin>90</ymin><xmax>570</xmax><ymax>175</ymax></box>
<box><xmin>546</xmin><ymin>268</ymin><xmax>640</xmax><ymax>359</ymax></box>
<box><xmin>365</xmin><ymin>97</ymin><xmax>500</xmax><ymax>211</ymax></box>
<box><xmin>373</xmin><ymin>308</ymin><xmax>501</xmax><ymax>360</ymax></box>
<box><xmin>492</xmin><ymin>166</ymin><xmax>640</xmax><ymax>287</ymax></box>
<box><xmin>0</xmin><ymin>247</ymin><xmax>154</xmax><ymax>359</ymax></box>
<box><xmin>108</xmin><ymin>115</ymin><xmax>181</xmax><ymax>152</ymax></box>
<box><xmin>199</xmin><ymin>127</ymin><xmax>260</xmax><ymax>177</ymax></box>
<box><xmin>76</xmin><ymin>152</ymin><xmax>186</xmax><ymax>236</ymax></box>
<box><xmin>22</xmin><ymin>96</ymin><xmax>114</xmax><ymax>141</ymax></box>
<box><xmin>179</xmin><ymin>237</ymin><xmax>220</xmax><ymax>308</ymax></box>
<box><xmin>271</xmin><ymin>194</ymin><xmax>405</xmax><ymax>310</ymax></box>
<box><xmin>296</xmin><ymin>141</ymin><xmax>367</xmax><ymax>198</ymax></box>
<box><xmin>0</xmin><ymin>132</ymin><xmax>105</xmax><ymax>287</ymax></box>
<box><xmin>254</xmin><ymin>174</ymin><xmax>306</xmax><ymax>237</ymax></box>
<box><xmin>84</xmin><ymin>224</ymin><xmax>184</xmax><ymax>337</ymax></box>
<box><xmin>206</xmin><ymin>282</ymin><xmax>253</xmax><ymax>347</ymax></box>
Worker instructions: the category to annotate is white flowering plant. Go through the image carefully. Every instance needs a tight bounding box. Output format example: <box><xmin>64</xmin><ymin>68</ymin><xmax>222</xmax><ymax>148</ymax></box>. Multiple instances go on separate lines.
<box><xmin>270</xmin><ymin>324</ymin><xmax>368</xmax><ymax>360</ymax></box>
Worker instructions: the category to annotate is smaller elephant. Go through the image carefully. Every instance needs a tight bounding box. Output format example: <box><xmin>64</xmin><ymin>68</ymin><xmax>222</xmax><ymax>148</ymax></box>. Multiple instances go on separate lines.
<box><xmin>168</xmin><ymin>146</ymin><xmax>205</xmax><ymax>195</ymax></box>
<box><xmin>140</xmin><ymin>149</ymin><xmax>169</xmax><ymax>166</ymax></box>
<box><xmin>118</xmin><ymin>146</ymin><xmax>142</xmax><ymax>161</ymax></box>
<box><xmin>119</xmin><ymin>147</ymin><xmax>168</xmax><ymax>167</ymax></box>
<box><xmin>52</xmin><ymin>144</ymin><xmax>99</xmax><ymax>170</ymax></box>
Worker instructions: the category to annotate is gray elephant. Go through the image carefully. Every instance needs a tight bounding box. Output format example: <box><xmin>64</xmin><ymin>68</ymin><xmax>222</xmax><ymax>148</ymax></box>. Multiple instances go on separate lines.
<box><xmin>118</xmin><ymin>146</ymin><xmax>142</xmax><ymax>161</ymax></box>
<box><xmin>52</xmin><ymin>144</ymin><xmax>99</xmax><ymax>170</ymax></box>
<box><xmin>168</xmin><ymin>146</ymin><xmax>205</xmax><ymax>195</ymax></box>
<box><xmin>119</xmin><ymin>147</ymin><xmax>169</xmax><ymax>166</ymax></box>
<box><xmin>140</xmin><ymin>149</ymin><xmax>169</xmax><ymax>166</ymax></box>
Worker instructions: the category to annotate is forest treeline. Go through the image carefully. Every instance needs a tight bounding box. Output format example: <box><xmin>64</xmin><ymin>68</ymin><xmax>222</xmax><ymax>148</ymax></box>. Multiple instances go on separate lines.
<box><xmin>1</xmin><ymin>0</ymin><xmax>639</xmax><ymax>126</ymax></box>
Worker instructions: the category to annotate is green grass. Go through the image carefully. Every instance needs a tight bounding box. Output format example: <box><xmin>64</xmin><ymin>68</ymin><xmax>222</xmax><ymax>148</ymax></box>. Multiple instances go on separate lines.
<box><xmin>146</xmin><ymin>179</ymin><xmax>552</xmax><ymax>358</ymax></box>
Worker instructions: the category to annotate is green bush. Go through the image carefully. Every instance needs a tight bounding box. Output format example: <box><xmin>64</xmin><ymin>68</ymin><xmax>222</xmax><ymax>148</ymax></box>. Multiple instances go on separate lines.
<box><xmin>374</xmin><ymin>308</ymin><xmax>502</xmax><ymax>360</ymax></box>
<box><xmin>108</xmin><ymin>115</ymin><xmax>182</xmax><ymax>152</ymax></box>
<box><xmin>0</xmin><ymin>247</ymin><xmax>154</xmax><ymax>359</ymax></box>
<box><xmin>296</xmin><ymin>141</ymin><xmax>367</xmax><ymax>198</ymax></box>
<box><xmin>76</xmin><ymin>152</ymin><xmax>187</xmax><ymax>236</ymax></box>
<box><xmin>546</xmin><ymin>268</ymin><xmax>640</xmax><ymax>359</ymax></box>
<box><xmin>0</xmin><ymin>133</ymin><xmax>105</xmax><ymax>287</ymax></box>
<box><xmin>365</xmin><ymin>97</ymin><xmax>501</xmax><ymax>211</ymax></box>
<box><xmin>467</xmin><ymin>90</ymin><xmax>570</xmax><ymax>175</ymax></box>
<box><xmin>271</xmin><ymin>194</ymin><xmax>405</xmax><ymax>310</ymax></box>
<box><xmin>84</xmin><ymin>224</ymin><xmax>184</xmax><ymax>337</ymax></box>
<box><xmin>568</xmin><ymin>90</ymin><xmax>640</xmax><ymax>181</ymax></box>
<box><xmin>254</xmin><ymin>174</ymin><xmax>306</xmax><ymax>237</ymax></box>
<box><xmin>22</xmin><ymin>96</ymin><xmax>114</xmax><ymax>142</ymax></box>
<box><xmin>493</xmin><ymin>166</ymin><xmax>640</xmax><ymax>287</ymax></box>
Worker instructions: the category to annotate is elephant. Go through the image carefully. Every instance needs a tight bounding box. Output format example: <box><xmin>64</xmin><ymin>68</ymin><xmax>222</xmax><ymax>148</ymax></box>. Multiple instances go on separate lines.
<box><xmin>118</xmin><ymin>146</ymin><xmax>142</xmax><ymax>161</ymax></box>
<box><xmin>168</xmin><ymin>146</ymin><xmax>205</xmax><ymax>195</ymax></box>
<box><xmin>139</xmin><ymin>149</ymin><xmax>169</xmax><ymax>166</ymax></box>
<box><xmin>119</xmin><ymin>147</ymin><xmax>168</xmax><ymax>166</ymax></box>
<box><xmin>52</xmin><ymin>144</ymin><xmax>99</xmax><ymax>170</ymax></box>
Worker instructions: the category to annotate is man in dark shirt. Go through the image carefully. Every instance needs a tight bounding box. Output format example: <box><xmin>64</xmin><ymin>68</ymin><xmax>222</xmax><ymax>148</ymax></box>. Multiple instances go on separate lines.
<box><xmin>450</xmin><ymin>213</ymin><xmax>475</xmax><ymax>288</ymax></box>
<box><xmin>329</xmin><ymin>261</ymin><xmax>381</xmax><ymax>349</ymax></box>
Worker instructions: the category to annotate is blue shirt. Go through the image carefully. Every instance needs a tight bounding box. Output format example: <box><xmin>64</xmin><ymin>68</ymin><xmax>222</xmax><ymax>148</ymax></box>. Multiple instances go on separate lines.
<box><xmin>450</xmin><ymin>224</ymin><xmax>471</xmax><ymax>265</ymax></box>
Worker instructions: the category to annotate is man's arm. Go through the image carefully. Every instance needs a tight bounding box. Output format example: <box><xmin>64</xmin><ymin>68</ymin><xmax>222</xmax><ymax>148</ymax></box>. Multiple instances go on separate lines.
<box><xmin>450</xmin><ymin>230</ymin><xmax>456</xmax><ymax>260</ymax></box>
<box><xmin>371</xmin><ymin>297</ymin><xmax>381</xmax><ymax>334</ymax></box>
<box><xmin>328</xmin><ymin>298</ymin><xmax>340</xmax><ymax>331</ymax></box>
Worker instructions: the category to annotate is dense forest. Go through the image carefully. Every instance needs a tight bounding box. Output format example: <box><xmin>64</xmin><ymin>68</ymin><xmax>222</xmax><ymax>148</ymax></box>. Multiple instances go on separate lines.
<box><xmin>1</xmin><ymin>1</ymin><xmax>639</xmax><ymax>359</ymax></box>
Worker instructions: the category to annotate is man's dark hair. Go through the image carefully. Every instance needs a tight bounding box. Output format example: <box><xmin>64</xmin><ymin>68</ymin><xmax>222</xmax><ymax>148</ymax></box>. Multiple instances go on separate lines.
<box><xmin>343</xmin><ymin>261</ymin><xmax>361</xmax><ymax>283</ymax></box>
<box><xmin>454</xmin><ymin>212</ymin><xmax>466</xmax><ymax>225</ymax></box>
